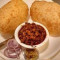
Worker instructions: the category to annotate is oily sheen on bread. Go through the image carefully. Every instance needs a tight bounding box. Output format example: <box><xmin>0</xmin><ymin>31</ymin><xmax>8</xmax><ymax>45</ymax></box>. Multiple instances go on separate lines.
<box><xmin>0</xmin><ymin>0</ymin><xmax>28</xmax><ymax>36</ymax></box>
<box><xmin>30</xmin><ymin>1</ymin><xmax>60</xmax><ymax>36</ymax></box>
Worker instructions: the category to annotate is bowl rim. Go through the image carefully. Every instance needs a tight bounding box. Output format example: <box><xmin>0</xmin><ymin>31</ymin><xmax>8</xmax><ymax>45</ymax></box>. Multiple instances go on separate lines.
<box><xmin>14</xmin><ymin>21</ymin><xmax>49</xmax><ymax>49</ymax></box>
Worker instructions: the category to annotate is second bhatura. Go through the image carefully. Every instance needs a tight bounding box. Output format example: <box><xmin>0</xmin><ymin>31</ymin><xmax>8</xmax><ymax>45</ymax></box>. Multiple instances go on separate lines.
<box><xmin>30</xmin><ymin>1</ymin><xmax>60</xmax><ymax>36</ymax></box>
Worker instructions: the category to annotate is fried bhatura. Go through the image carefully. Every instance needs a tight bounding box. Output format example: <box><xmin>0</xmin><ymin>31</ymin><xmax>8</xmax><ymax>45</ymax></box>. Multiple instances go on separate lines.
<box><xmin>30</xmin><ymin>1</ymin><xmax>60</xmax><ymax>36</ymax></box>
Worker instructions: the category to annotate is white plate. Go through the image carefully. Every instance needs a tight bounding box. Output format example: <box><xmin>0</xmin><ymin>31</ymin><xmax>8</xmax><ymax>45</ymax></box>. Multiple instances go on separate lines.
<box><xmin>0</xmin><ymin>0</ymin><xmax>60</xmax><ymax>60</ymax></box>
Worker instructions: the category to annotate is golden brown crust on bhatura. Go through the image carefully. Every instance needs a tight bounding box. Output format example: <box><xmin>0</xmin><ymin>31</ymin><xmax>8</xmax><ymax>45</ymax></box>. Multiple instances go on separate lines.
<box><xmin>0</xmin><ymin>0</ymin><xmax>28</xmax><ymax>35</ymax></box>
<box><xmin>30</xmin><ymin>1</ymin><xmax>60</xmax><ymax>36</ymax></box>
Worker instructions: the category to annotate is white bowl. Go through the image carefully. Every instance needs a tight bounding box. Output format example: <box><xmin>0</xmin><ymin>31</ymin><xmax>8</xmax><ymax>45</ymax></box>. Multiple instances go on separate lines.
<box><xmin>14</xmin><ymin>21</ymin><xmax>49</xmax><ymax>53</ymax></box>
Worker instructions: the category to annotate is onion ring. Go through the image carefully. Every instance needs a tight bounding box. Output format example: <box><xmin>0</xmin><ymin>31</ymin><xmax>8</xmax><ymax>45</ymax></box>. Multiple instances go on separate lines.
<box><xmin>4</xmin><ymin>39</ymin><xmax>21</xmax><ymax>58</ymax></box>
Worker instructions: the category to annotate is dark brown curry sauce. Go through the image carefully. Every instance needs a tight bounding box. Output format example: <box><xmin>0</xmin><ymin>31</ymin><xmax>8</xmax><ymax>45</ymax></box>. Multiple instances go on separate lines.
<box><xmin>18</xmin><ymin>23</ymin><xmax>46</xmax><ymax>45</ymax></box>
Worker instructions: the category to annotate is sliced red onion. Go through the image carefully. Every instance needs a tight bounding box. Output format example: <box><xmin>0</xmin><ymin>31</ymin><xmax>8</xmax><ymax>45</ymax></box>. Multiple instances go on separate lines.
<box><xmin>7</xmin><ymin>39</ymin><xmax>21</xmax><ymax>52</ymax></box>
<box><xmin>4</xmin><ymin>48</ymin><xmax>20</xmax><ymax>58</ymax></box>
<box><xmin>7</xmin><ymin>39</ymin><xmax>20</xmax><ymax>49</ymax></box>
<box><xmin>4</xmin><ymin>39</ymin><xmax>22</xmax><ymax>58</ymax></box>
